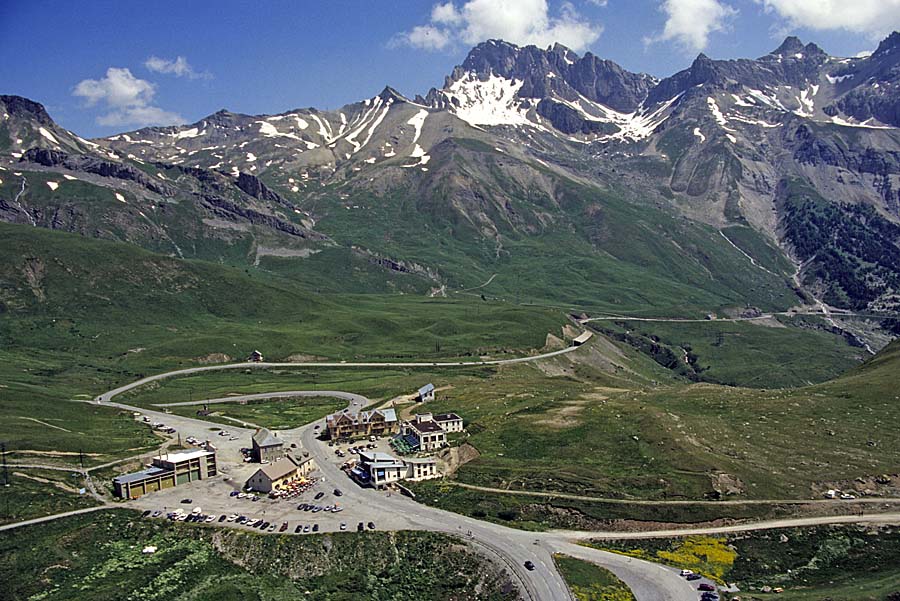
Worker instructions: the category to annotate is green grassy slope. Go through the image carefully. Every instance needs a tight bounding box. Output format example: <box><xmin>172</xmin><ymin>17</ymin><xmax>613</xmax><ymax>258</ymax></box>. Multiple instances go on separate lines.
<box><xmin>0</xmin><ymin>510</ymin><xmax>517</xmax><ymax>601</ymax></box>
<box><xmin>0</xmin><ymin>222</ymin><xmax>566</xmax><ymax>462</ymax></box>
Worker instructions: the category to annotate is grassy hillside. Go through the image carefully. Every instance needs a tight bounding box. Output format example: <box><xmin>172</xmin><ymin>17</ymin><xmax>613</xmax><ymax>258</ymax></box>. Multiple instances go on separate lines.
<box><xmin>0</xmin><ymin>510</ymin><xmax>517</xmax><ymax>601</ymax></box>
<box><xmin>0</xmin><ymin>222</ymin><xmax>566</xmax><ymax>463</ymax></box>
<box><xmin>414</xmin><ymin>339</ymin><xmax>900</xmax><ymax>504</ymax></box>
<box><xmin>309</xmin><ymin>151</ymin><xmax>800</xmax><ymax>316</ymax></box>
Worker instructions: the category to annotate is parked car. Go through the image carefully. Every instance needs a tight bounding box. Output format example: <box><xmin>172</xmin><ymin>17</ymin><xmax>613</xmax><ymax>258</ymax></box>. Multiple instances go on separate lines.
<box><xmin>181</xmin><ymin>498</ymin><xmax>193</xmax><ymax>504</ymax></box>
<box><xmin>524</xmin><ymin>561</ymin><xmax>535</xmax><ymax>571</ymax></box>
<box><xmin>312</xmin><ymin>524</ymin><xmax>319</xmax><ymax>532</ymax></box>
<box><xmin>686</xmin><ymin>574</ymin><xmax>702</xmax><ymax>581</ymax></box>
<box><xmin>260</xmin><ymin>521</ymin><xmax>270</xmax><ymax>530</ymax></box>
<box><xmin>333</xmin><ymin>489</ymin><xmax>343</xmax><ymax>496</ymax></box>
<box><xmin>340</xmin><ymin>522</ymin><xmax>347</xmax><ymax>530</ymax></box>
<box><xmin>229</xmin><ymin>491</ymin><xmax>239</xmax><ymax>497</ymax></box>
<box><xmin>280</xmin><ymin>522</ymin><xmax>288</xmax><ymax>532</ymax></box>
<box><xmin>142</xmin><ymin>510</ymin><xmax>151</xmax><ymax>517</ymax></box>
<box><xmin>679</xmin><ymin>569</ymin><xmax>694</xmax><ymax>577</ymax></box>
<box><xmin>314</xmin><ymin>491</ymin><xmax>325</xmax><ymax>500</ymax></box>
<box><xmin>367</xmin><ymin>522</ymin><xmax>375</xmax><ymax>530</ymax></box>
<box><xmin>268</xmin><ymin>523</ymin><xmax>276</xmax><ymax>532</ymax></box>
<box><xmin>304</xmin><ymin>524</ymin><xmax>311</xmax><ymax>533</ymax></box>
<box><xmin>151</xmin><ymin>511</ymin><xmax>162</xmax><ymax>518</ymax></box>
<box><xmin>358</xmin><ymin>522</ymin><xmax>365</xmax><ymax>532</ymax></box>
<box><xmin>698</xmin><ymin>583</ymin><xmax>716</xmax><ymax>591</ymax></box>
<box><xmin>294</xmin><ymin>524</ymin><xmax>303</xmax><ymax>533</ymax></box>
<box><xmin>218</xmin><ymin>515</ymin><xmax>227</xmax><ymax>522</ymax></box>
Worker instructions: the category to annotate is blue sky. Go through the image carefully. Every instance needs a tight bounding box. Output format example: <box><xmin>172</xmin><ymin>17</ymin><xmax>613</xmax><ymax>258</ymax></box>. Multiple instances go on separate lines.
<box><xmin>1</xmin><ymin>0</ymin><xmax>896</xmax><ymax>137</ymax></box>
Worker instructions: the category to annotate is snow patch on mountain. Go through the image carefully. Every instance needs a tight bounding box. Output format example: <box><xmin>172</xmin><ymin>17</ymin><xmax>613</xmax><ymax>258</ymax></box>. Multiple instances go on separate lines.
<box><xmin>38</xmin><ymin>127</ymin><xmax>59</xmax><ymax>145</ymax></box>
<box><xmin>407</xmin><ymin>109</ymin><xmax>428</xmax><ymax>146</ymax></box>
<box><xmin>443</xmin><ymin>72</ymin><xmax>535</xmax><ymax>128</ymax></box>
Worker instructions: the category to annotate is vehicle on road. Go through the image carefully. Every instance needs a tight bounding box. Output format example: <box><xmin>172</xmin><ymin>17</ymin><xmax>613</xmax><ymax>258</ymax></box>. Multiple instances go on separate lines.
<box><xmin>314</xmin><ymin>491</ymin><xmax>324</xmax><ymax>500</ymax></box>
<box><xmin>524</xmin><ymin>561</ymin><xmax>535</xmax><ymax>571</ymax></box>
<box><xmin>686</xmin><ymin>574</ymin><xmax>702</xmax><ymax>581</ymax></box>
<box><xmin>181</xmin><ymin>498</ymin><xmax>193</xmax><ymax>504</ymax></box>
<box><xmin>333</xmin><ymin>488</ymin><xmax>343</xmax><ymax>496</ymax></box>
<box><xmin>229</xmin><ymin>491</ymin><xmax>239</xmax><ymax>497</ymax></box>
<box><xmin>698</xmin><ymin>583</ymin><xmax>716</xmax><ymax>591</ymax></box>
<box><xmin>680</xmin><ymin>569</ymin><xmax>694</xmax><ymax>576</ymax></box>
<box><xmin>367</xmin><ymin>522</ymin><xmax>375</xmax><ymax>530</ymax></box>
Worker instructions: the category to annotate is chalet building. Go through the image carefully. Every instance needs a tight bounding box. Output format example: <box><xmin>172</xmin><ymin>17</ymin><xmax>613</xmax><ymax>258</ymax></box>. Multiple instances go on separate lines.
<box><xmin>434</xmin><ymin>412</ymin><xmax>464</xmax><ymax>433</ymax></box>
<box><xmin>403</xmin><ymin>456</ymin><xmax>439</xmax><ymax>481</ymax></box>
<box><xmin>248</xmin><ymin>350</ymin><xmax>264</xmax><ymax>362</ymax></box>
<box><xmin>251</xmin><ymin>428</ymin><xmax>283</xmax><ymax>463</ymax></box>
<box><xmin>401</xmin><ymin>413</ymin><xmax>447</xmax><ymax>451</ymax></box>
<box><xmin>245</xmin><ymin>455</ymin><xmax>315</xmax><ymax>493</ymax></box>
<box><xmin>113</xmin><ymin>450</ymin><xmax>217</xmax><ymax>499</ymax></box>
<box><xmin>325</xmin><ymin>408</ymin><xmax>398</xmax><ymax>440</ymax></box>
<box><xmin>350</xmin><ymin>451</ymin><xmax>439</xmax><ymax>487</ymax></box>
<box><xmin>417</xmin><ymin>383</ymin><xmax>435</xmax><ymax>402</ymax></box>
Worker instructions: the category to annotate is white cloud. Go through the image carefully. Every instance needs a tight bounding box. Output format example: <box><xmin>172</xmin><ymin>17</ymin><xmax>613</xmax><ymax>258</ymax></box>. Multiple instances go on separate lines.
<box><xmin>144</xmin><ymin>55</ymin><xmax>211</xmax><ymax>79</ymax></box>
<box><xmin>393</xmin><ymin>0</ymin><xmax>602</xmax><ymax>53</ymax></box>
<box><xmin>757</xmin><ymin>0</ymin><xmax>900</xmax><ymax>38</ymax></box>
<box><xmin>649</xmin><ymin>0</ymin><xmax>737</xmax><ymax>52</ymax></box>
<box><xmin>73</xmin><ymin>67</ymin><xmax>183</xmax><ymax>127</ymax></box>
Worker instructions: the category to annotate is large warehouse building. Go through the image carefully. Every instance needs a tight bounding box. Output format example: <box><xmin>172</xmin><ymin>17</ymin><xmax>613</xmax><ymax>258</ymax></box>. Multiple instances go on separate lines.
<box><xmin>113</xmin><ymin>449</ymin><xmax>218</xmax><ymax>499</ymax></box>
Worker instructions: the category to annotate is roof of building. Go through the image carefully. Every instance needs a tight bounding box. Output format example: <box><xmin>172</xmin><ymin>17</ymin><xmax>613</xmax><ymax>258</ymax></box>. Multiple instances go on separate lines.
<box><xmin>408</xmin><ymin>419</ymin><xmax>444</xmax><ymax>434</ymax></box>
<box><xmin>433</xmin><ymin>412</ymin><xmax>462</xmax><ymax>422</ymax></box>
<box><xmin>114</xmin><ymin>466</ymin><xmax>170</xmax><ymax>485</ymax></box>
<box><xmin>291</xmin><ymin>453</ymin><xmax>314</xmax><ymax>465</ymax></box>
<box><xmin>252</xmin><ymin>428</ymin><xmax>282</xmax><ymax>448</ymax></box>
<box><xmin>327</xmin><ymin>408</ymin><xmax>397</xmax><ymax>426</ymax></box>
<box><xmin>403</xmin><ymin>456</ymin><xmax>437</xmax><ymax>464</ymax></box>
<box><xmin>573</xmin><ymin>331</ymin><xmax>593</xmax><ymax>343</ymax></box>
<box><xmin>418</xmin><ymin>383</ymin><xmax>435</xmax><ymax>395</ymax></box>
<box><xmin>359</xmin><ymin>450</ymin><xmax>400</xmax><ymax>463</ymax></box>
<box><xmin>155</xmin><ymin>449</ymin><xmax>213</xmax><ymax>463</ymax></box>
<box><xmin>254</xmin><ymin>458</ymin><xmax>298</xmax><ymax>481</ymax></box>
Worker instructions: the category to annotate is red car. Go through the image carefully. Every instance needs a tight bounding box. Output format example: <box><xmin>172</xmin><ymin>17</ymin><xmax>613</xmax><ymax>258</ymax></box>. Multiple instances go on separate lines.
<box><xmin>279</xmin><ymin>522</ymin><xmax>288</xmax><ymax>532</ymax></box>
<box><xmin>698</xmin><ymin>583</ymin><xmax>715</xmax><ymax>591</ymax></box>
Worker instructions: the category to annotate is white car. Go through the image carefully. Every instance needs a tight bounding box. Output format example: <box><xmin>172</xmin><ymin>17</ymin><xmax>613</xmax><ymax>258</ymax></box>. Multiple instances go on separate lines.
<box><xmin>680</xmin><ymin>569</ymin><xmax>694</xmax><ymax>577</ymax></box>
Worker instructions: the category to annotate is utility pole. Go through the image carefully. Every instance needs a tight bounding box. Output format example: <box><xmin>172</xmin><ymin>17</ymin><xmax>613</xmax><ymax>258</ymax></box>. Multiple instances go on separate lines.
<box><xmin>1</xmin><ymin>442</ymin><xmax>9</xmax><ymax>486</ymax></box>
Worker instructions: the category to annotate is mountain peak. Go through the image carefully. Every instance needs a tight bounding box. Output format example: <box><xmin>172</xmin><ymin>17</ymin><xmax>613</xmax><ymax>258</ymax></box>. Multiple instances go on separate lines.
<box><xmin>378</xmin><ymin>86</ymin><xmax>408</xmax><ymax>103</ymax></box>
<box><xmin>874</xmin><ymin>31</ymin><xmax>900</xmax><ymax>56</ymax></box>
<box><xmin>0</xmin><ymin>94</ymin><xmax>54</xmax><ymax>126</ymax></box>
<box><xmin>773</xmin><ymin>36</ymin><xmax>805</xmax><ymax>56</ymax></box>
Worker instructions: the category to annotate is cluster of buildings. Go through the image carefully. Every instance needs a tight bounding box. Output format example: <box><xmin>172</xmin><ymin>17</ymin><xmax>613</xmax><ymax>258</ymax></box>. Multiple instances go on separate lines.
<box><xmin>113</xmin><ymin>449</ymin><xmax>218</xmax><ymax>500</ymax></box>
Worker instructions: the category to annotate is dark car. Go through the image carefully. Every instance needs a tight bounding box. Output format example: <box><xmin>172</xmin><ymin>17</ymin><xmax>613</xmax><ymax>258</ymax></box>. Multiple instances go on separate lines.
<box><xmin>701</xmin><ymin>594</ymin><xmax>719</xmax><ymax>601</ymax></box>
<box><xmin>181</xmin><ymin>498</ymin><xmax>193</xmax><ymax>504</ymax></box>
<box><xmin>333</xmin><ymin>489</ymin><xmax>343</xmax><ymax>497</ymax></box>
<box><xmin>142</xmin><ymin>510</ymin><xmax>151</xmax><ymax>517</ymax></box>
<box><xmin>686</xmin><ymin>574</ymin><xmax>702</xmax><ymax>581</ymax></box>
<box><xmin>312</xmin><ymin>524</ymin><xmax>319</xmax><ymax>532</ymax></box>
<box><xmin>524</xmin><ymin>561</ymin><xmax>536</xmax><ymax>571</ymax></box>
<box><xmin>358</xmin><ymin>522</ymin><xmax>365</xmax><ymax>532</ymax></box>
<box><xmin>218</xmin><ymin>514</ymin><xmax>227</xmax><ymax>522</ymax></box>
<box><xmin>297</xmin><ymin>503</ymin><xmax>307</xmax><ymax>510</ymax></box>
<box><xmin>294</xmin><ymin>524</ymin><xmax>302</xmax><ymax>533</ymax></box>
<box><xmin>698</xmin><ymin>583</ymin><xmax>716</xmax><ymax>591</ymax></box>
<box><xmin>230</xmin><ymin>491</ymin><xmax>239</xmax><ymax>497</ymax></box>
<box><xmin>367</xmin><ymin>522</ymin><xmax>375</xmax><ymax>530</ymax></box>
<box><xmin>280</xmin><ymin>522</ymin><xmax>288</xmax><ymax>532</ymax></box>
<box><xmin>314</xmin><ymin>491</ymin><xmax>325</xmax><ymax>500</ymax></box>
<box><xmin>260</xmin><ymin>521</ymin><xmax>270</xmax><ymax>530</ymax></box>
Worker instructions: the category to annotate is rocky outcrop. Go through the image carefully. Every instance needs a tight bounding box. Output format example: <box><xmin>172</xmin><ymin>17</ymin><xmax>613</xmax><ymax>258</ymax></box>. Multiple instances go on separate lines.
<box><xmin>20</xmin><ymin>148</ymin><xmax>171</xmax><ymax>194</ymax></box>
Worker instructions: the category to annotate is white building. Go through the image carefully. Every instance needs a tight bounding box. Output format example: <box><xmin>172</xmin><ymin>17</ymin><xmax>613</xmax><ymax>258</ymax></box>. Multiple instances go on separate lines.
<box><xmin>434</xmin><ymin>412</ymin><xmax>463</xmax><ymax>433</ymax></box>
